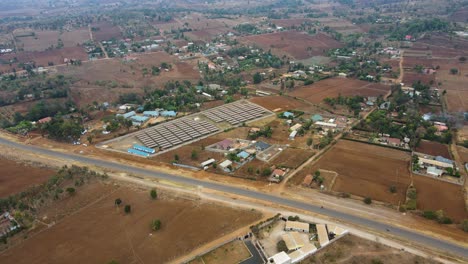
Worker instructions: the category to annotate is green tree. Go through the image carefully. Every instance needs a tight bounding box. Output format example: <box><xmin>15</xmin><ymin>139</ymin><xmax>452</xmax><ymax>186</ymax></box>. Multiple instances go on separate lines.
<box><xmin>150</xmin><ymin>189</ymin><xmax>157</xmax><ymax>199</ymax></box>
<box><xmin>253</xmin><ymin>72</ymin><xmax>262</xmax><ymax>84</ymax></box>
<box><xmin>450</xmin><ymin>68</ymin><xmax>458</xmax><ymax>75</ymax></box>
<box><xmin>277</xmin><ymin>240</ymin><xmax>288</xmax><ymax>252</ymax></box>
<box><xmin>307</xmin><ymin>138</ymin><xmax>313</xmax><ymax>147</ymax></box>
<box><xmin>124</xmin><ymin>204</ymin><xmax>131</xmax><ymax>214</ymax></box>
<box><xmin>191</xmin><ymin>150</ymin><xmax>198</xmax><ymax>160</ymax></box>
<box><xmin>389</xmin><ymin>186</ymin><xmax>397</xmax><ymax>193</ymax></box>
<box><xmin>363</xmin><ymin>197</ymin><xmax>372</xmax><ymax>204</ymax></box>
<box><xmin>174</xmin><ymin>154</ymin><xmax>179</xmax><ymax>162</ymax></box>
<box><xmin>262</xmin><ymin>167</ymin><xmax>272</xmax><ymax>176</ymax></box>
<box><xmin>461</xmin><ymin>219</ymin><xmax>468</xmax><ymax>232</ymax></box>
<box><xmin>87</xmin><ymin>135</ymin><xmax>93</xmax><ymax>144</ymax></box>
<box><xmin>151</xmin><ymin>219</ymin><xmax>162</xmax><ymax>231</ymax></box>
<box><xmin>115</xmin><ymin>198</ymin><xmax>122</xmax><ymax>206</ymax></box>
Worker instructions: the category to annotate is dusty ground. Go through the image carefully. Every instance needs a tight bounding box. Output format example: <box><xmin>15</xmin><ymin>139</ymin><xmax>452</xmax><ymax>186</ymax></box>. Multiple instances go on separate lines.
<box><xmin>300</xmin><ymin>234</ymin><xmax>442</xmax><ymax>264</ymax></box>
<box><xmin>415</xmin><ymin>140</ymin><xmax>451</xmax><ymax>159</ymax></box>
<box><xmin>0</xmin><ymin>156</ymin><xmax>55</xmax><ymax>198</ymax></box>
<box><xmin>290</xmin><ymin>140</ymin><xmax>412</xmax><ymax>205</ymax></box>
<box><xmin>0</xmin><ymin>184</ymin><xmax>262</xmax><ymax>264</ymax></box>
<box><xmin>189</xmin><ymin>240</ymin><xmax>251</xmax><ymax>264</ymax></box>
<box><xmin>249</xmin><ymin>95</ymin><xmax>323</xmax><ymax>113</ymax></box>
<box><xmin>270</xmin><ymin>148</ymin><xmax>314</xmax><ymax>168</ymax></box>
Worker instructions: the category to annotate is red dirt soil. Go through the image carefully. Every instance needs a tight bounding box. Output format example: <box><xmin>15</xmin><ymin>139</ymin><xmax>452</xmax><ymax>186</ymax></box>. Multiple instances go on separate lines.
<box><xmin>415</xmin><ymin>140</ymin><xmax>451</xmax><ymax>159</ymax></box>
<box><xmin>0</xmin><ymin>157</ymin><xmax>55</xmax><ymax>198</ymax></box>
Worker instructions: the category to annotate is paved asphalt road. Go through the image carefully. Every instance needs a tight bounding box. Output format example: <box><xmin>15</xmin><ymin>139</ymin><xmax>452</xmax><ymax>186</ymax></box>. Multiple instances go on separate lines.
<box><xmin>1</xmin><ymin>137</ymin><xmax>467</xmax><ymax>259</ymax></box>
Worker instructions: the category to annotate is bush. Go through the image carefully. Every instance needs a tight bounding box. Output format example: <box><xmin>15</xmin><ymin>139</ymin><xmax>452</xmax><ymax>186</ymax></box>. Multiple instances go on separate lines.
<box><xmin>277</xmin><ymin>240</ymin><xmax>288</xmax><ymax>252</ymax></box>
<box><xmin>150</xmin><ymin>189</ymin><xmax>157</xmax><ymax>199</ymax></box>
<box><xmin>461</xmin><ymin>219</ymin><xmax>468</xmax><ymax>232</ymax></box>
<box><xmin>405</xmin><ymin>199</ymin><xmax>417</xmax><ymax>210</ymax></box>
<box><xmin>124</xmin><ymin>204</ymin><xmax>131</xmax><ymax>214</ymax></box>
<box><xmin>151</xmin><ymin>219</ymin><xmax>162</xmax><ymax>231</ymax></box>
<box><xmin>363</xmin><ymin>197</ymin><xmax>372</xmax><ymax>204</ymax></box>
<box><xmin>288</xmin><ymin>215</ymin><xmax>300</xmax><ymax>221</ymax></box>
<box><xmin>262</xmin><ymin>167</ymin><xmax>272</xmax><ymax>176</ymax></box>
<box><xmin>422</xmin><ymin>210</ymin><xmax>437</xmax><ymax>220</ymax></box>
<box><xmin>115</xmin><ymin>198</ymin><xmax>122</xmax><ymax>206</ymax></box>
<box><xmin>66</xmin><ymin>187</ymin><xmax>75</xmax><ymax>195</ymax></box>
<box><xmin>389</xmin><ymin>186</ymin><xmax>397</xmax><ymax>193</ymax></box>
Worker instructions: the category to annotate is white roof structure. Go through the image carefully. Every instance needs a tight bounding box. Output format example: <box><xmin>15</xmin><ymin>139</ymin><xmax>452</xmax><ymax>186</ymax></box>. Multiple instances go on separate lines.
<box><xmin>269</xmin><ymin>251</ymin><xmax>291</xmax><ymax>264</ymax></box>
<box><xmin>285</xmin><ymin>221</ymin><xmax>309</xmax><ymax>232</ymax></box>
<box><xmin>316</xmin><ymin>224</ymin><xmax>329</xmax><ymax>247</ymax></box>
<box><xmin>326</xmin><ymin>225</ymin><xmax>348</xmax><ymax>236</ymax></box>
<box><xmin>315</xmin><ymin>121</ymin><xmax>337</xmax><ymax>128</ymax></box>
<box><xmin>419</xmin><ymin>157</ymin><xmax>453</xmax><ymax>169</ymax></box>
<box><xmin>282</xmin><ymin>232</ymin><xmax>306</xmax><ymax>251</ymax></box>
<box><xmin>427</xmin><ymin>166</ymin><xmax>443</xmax><ymax>177</ymax></box>
<box><xmin>290</xmin><ymin>124</ymin><xmax>302</xmax><ymax>131</ymax></box>
<box><xmin>288</xmin><ymin>243</ymin><xmax>317</xmax><ymax>263</ymax></box>
<box><xmin>219</xmin><ymin>159</ymin><xmax>233</xmax><ymax>168</ymax></box>
<box><xmin>200</xmin><ymin>158</ymin><xmax>215</xmax><ymax>167</ymax></box>
<box><xmin>289</xmin><ymin>130</ymin><xmax>298</xmax><ymax>139</ymax></box>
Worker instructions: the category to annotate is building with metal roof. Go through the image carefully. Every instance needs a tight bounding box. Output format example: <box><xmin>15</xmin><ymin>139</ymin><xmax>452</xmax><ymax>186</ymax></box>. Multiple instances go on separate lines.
<box><xmin>283</xmin><ymin>112</ymin><xmax>294</xmax><ymax>118</ymax></box>
<box><xmin>143</xmin><ymin>111</ymin><xmax>159</xmax><ymax>117</ymax></box>
<box><xmin>269</xmin><ymin>251</ymin><xmax>291</xmax><ymax>264</ymax></box>
<box><xmin>255</xmin><ymin>141</ymin><xmax>271</xmax><ymax>151</ymax></box>
<box><xmin>316</xmin><ymin>224</ymin><xmax>330</xmax><ymax>247</ymax></box>
<box><xmin>119</xmin><ymin>111</ymin><xmax>136</xmax><ymax>119</ymax></box>
<box><xmin>435</xmin><ymin>156</ymin><xmax>454</xmax><ymax>166</ymax></box>
<box><xmin>427</xmin><ymin>166</ymin><xmax>443</xmax><ymax>177</ymax></box>
<box><xmin>285</xmin><ymin>221</ymin><xmax>309</xmax><ymax>233</ymax></box>
<box><xmin>237</xmin><ymin>151</ymin><xmax>250</xmax><ymax>160</ymax></box>
<box><xmin>282</xmin><ymin>232</ymin><xmax>306</xmax><ymax>251</ymax></box>
<box><xmin>127</xmin><ymin>148</ymin><xmax>150</xmax><ymax>157</ymax></box>
<box><xmin>160</xmin><ymin>110</ymin><xmax>177</xmax><ymax>117</ymax></box>
<box><xmin>133</xmin><ymin>144</ymin><xmax>155</xmax><ymax>154</ymax></box>
<box><xmin>311</xmin><ymin>114</ymin><xmax>323</xmax><ymax>122</ymax></box>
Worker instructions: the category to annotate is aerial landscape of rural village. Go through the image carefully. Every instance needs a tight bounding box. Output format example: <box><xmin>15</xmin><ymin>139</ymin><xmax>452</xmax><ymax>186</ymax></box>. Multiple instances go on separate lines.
<box><xmin>0</xmin><ymin>0</ymin><xmax>467</xmax><ymax>263</ymax></box>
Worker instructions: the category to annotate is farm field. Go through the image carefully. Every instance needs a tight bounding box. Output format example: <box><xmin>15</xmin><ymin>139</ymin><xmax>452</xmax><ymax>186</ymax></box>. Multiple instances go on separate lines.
<box><xmin>300</xmin><ymin>234</ymin><xmax>441</xmax><ymax>264</ymax></box>
<box><xmin>91</xmin><ymin>22</ymin><xmax>122</xmax><ymax>42</ymax></box>
<box><xmin>413</xmin><ymin>175</ymin><xmax>467</xmax><ymax>222</ymax></box>
<box><xmin>239</xmin><ymin>31</ymin><xmax>342</xmax><ymax>60</ymax></box>
<box><xmin>249</xmin><ymin>95</ymin><xmax>320</xmax><ymax>113</ymax></box>
<box><xmin>16</xmin><ymin>30</ymin><xmax>59</xmax><ymax>52</ymax></box>
<box><xmin>415</xmin><ymin>140</ymin><xmax>451</xmax><ymax>159</ymax></box>
<box><xmin>61</xmin><ymin>28</ymin><xmax>91</xmax><ymax>47</ymax></box>
<box><xmin>0</xmin><ymin>47</ymin><xmax>88</xmax><ymax>73</ymax></box>
<box><xmin>402</xmin><ymin>72</ymin><xmax>435</xmax><ymax>86</ymax></box>
<box><xmin>0</xmin><ymin>185</ymin><xmax>262</xmax><ymax>264</ymax></box>
<box><xmin>0</xmin><ymin>157</ymin><xmax>55</xmax><ymax>198</ymax></box>
<box><xmin>288</xmin><ymin>77</ymin><xmax>390</xmax><ymax>104</ymax></box>
<box><xmin>434</xmin><ymin>59</ymin><xmax>468</xmax><ymax>112</ymax></box>
<box><xmin>290</xmin><ymin>140</ymin><xmax>412</xmax><ymax>205</ymax></box>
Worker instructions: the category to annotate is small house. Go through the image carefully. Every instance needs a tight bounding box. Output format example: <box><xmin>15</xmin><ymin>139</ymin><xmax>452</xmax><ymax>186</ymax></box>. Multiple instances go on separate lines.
<box><xmin>255</xmin><ymin>141</ymin><xmax>270</xmax><ymax>151</ymax></box>
<box><xmin>143</xmin><ymin>111</ymin><xmax>159</xmax><ymax>117</ymax></box>
<box><xmin>289</xmin><ymin>130</ymin><xmax>298</xmax><ymax>140</ymax></box>
<box><xmin>237</xmin><ymin>151</ymin><xmax>250</xmax><ymax>160</ymax></box>
<box><xmin>160</xmin><ymin>110</ymin><xmax>177</xmax><ymax>117</ymax></box>
<box><xmin>285</xmin><ymin>221</ymin><xmax>309</xmax><ymax>233</ymax></box>
<box><xmin>311</xmin><ymin>114</ymin><xmax>323</xmax><ymax>122</ymax></box>
<box><xmin>290</xmin><ymin>123</ymin><xmax>302</xmax><ymax>131</ymax></box>
<box><xmin>272</xmin><ymin>169</ymin><xmax>286</xmax><ymax>178</ymax></box>
<box><xmin>427</xmin><ymin>166</ymin><xmax>443</xmax><ymax>177</ymax></box>
<box><xmin>283</xmin><ymin>112</ymin><xmax>294</xmax><ymax>118</ymax></box>
<box><xmin>269</xmin><ymin>252</ymin><xmax>292</xmax><ymax>264</ymax></box>
<box><xmin>38</xmin><ymin>117</ymin><xmax>52</xmax><ymax>124</ymax></box>
<box><xmin>219</xmin><ymin>159</ymin><xmax>233</xmax><ymax>172</ymax></box>
<box><xmin>216</xmin><ymin>139</ymin><xmax>233</xmax><ymax>150</ymax></box>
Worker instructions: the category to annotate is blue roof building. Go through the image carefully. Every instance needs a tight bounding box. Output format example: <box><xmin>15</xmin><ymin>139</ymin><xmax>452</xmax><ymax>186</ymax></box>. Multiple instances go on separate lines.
<box><xmin>311</xmin><ymin>114</ymin><xmax>323</xmax><ymax>122</ymax></box>
<box><xmin>435</xmin><ymin>156</ymin><xmax>454</xmax><ymax>166</ymax></box>
<box><xmin>119</xmin><ymin>111</ymin><xmax>136</xmax><ymax>119</ymax></box>
<box><xmin>283</xmin><ymin>111</ymin><xmax>294</xmax><ymax>118</ymax></box>
<box><xmin>161</xmin><ymin>110</ymin><xmax>177</xmax><ymax>117</ymax></box>
<box><xmin>237</xmin><ymin>151</ymin><xmax>250</xmax><ymax>159</ymax></box>
<box><xmin>133</xmin><ymin>144</ymin><xmax>155</xmax><ymax>154</ymax></box>
<box><xmin>143</xmin><ymin>111</ymin><xmax>159</xmax><ymax>117</ymax></box>
<box><xmin>128</xmin><ymin>148</ymin><xmax>150</xmax><ymax>157</ymax></box>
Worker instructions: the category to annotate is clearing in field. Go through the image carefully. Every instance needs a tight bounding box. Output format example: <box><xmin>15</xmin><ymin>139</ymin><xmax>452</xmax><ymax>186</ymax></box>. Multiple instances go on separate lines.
<box><xmin>291</xmin><ymin>140</ymin><xmax>412</xmax><ymax>205</ymax></box>
<box><xmin>249</xmin><ymin>95</ymin><xmax>321</xmax><ymax>113</ymax></box>
<box><xmin>0</xmin><ymin>185</ymin><xmax>262</xmax><ymax>264</ymax></box>
<box><xmin>189</xmin><ymin>240</ymin><xmax>252</xmax><ymax>264</ymax></box>
<box><xmin>288</xmin><ymin>77</ymin><xmax>390</xmax><ymax>104</ymax></box>
<box><xmin>0</xmin><ymin>157</ymin><xmax>55</xmax><ymax>197</ymax></box>
<box><xmin>239</xmin><ymin>31</ymin><xmax>342</xmax><ymax>60</ymax></box>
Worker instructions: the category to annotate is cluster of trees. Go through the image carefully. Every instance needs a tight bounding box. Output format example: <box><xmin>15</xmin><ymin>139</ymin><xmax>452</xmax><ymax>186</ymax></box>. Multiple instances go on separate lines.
<box><xmin>143</xmin><ymin>81</ymin><xmax>204</xmax><ymax>112</ymax></box>
<box><xmin>248</xmin><ymin>126</ymin><xmax>273</xmax><ymax>140</ymax></box>
<box><xmin>41</xmin><ymin>117</ymin><xmax>84</xmax><ymax>141</ymax></box>
<box><xmin>387</xmin><ymin>18</ymin><xmax>452</xmax><ymax>40</ymax></box>
<box><xmin>324</xmin><ymin>94</ymin><xmax>365</xmax><ymax>116</ymax></box>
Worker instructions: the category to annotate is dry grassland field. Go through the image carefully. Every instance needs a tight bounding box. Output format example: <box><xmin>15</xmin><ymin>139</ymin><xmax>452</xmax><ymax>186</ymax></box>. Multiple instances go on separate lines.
<box><xmin>0</xmin><ymin>185</ymin><xmax>261</xmax><ymax>264</ymax></box>
<box><xmin>434</xmin><ymin>59</ymin><xmax>468</xmax><ymax>112</ymax></box>
<box><xmin>300</xmin><ymin>234</ymin><xmax>441</xmax><ymax>264</ymax></box>
<box><xmin>413</xmin><ymin>175</ymin><xmax>467</xmax><ymax>222</ymax></box>
<box><xmin>415</xmin><ymin>140</ymin><xmax>451</xmax><ymax>158</ymax></box>
<box><xmin>402</xmin><ymin>72</ymin><xmax>435</xmax><ymax>86</ymax></box>
<box><xmin>239</xmin><ymin>32</ymin><xmax>342</xmax><ymax>60</ymax></box>
<box><xmin>189</xmin><ymin>240</ymin><xmax>251</xmax><ymax>264</ymax></box>
<box><xmin>291</xmin><ymin>140</ymin><xmax>411</xmax><ymax>205</ymax></box>
<box><xmin>60</xmin><ymin>28</ymin><xmax>91</xmax><ymax>47</ymax></box>
<box><xmin>289</xmin><ymin>77</ymin><xmax>390</xmax><ymax>104</ymax></box>
<box><xmin>0</xmin><ymin>157</ymin><xmax>55</xmax><ymax>198</ymax></box>
<box><xmin>270</xmin><ymin>148</ymin><xmax>314</xmax><ymax>168</ymax></box>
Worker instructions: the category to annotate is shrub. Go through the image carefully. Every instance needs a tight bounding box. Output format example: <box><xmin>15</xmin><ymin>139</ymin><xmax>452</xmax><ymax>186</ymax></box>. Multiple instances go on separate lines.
<box><xmin>422</xmin><ymin>210</ymin><xmax>437</xmax><ymax>220</ymax></box>
<box><xmin>151</xmin><ymin>219</ymin><xmax>162</xmax><ymax>231</ymax></box>
<box><xmin>389</xmin><ymin>186</ymin><xmax>397</xmax><ymax>193</ymax></box>
<box><xmin>288</xmin><ymin>215</ymin><xmax>300</xmax><ymax>221</ymax></box>
<box><xmin>363</xmin><ymin>197</ymin><xmax>372</xmax><ymax>204</ymax></box>
<box><xmin>150</xmin><ymin>189</ymin><xmax>157</xmax><ymax>199</ymax></box>
<box><xmin>461</xmin><ymin>219</ymin><xmax>468</xmax><ymax>232</ymax></box>
<box><xmin>66</xmin><ymin>187</ymin><xmax>75</xmax><ymax>195</ymax></box>
<box><xmin>262</xmin><ymin>167</ymin><xmax>272</xmax><ymax>176</ymax></box>
<box><xmin>124</xmin><ymin>204</ymin><xmax>131</xmax><ymax>214</ymax></box>
<box><xmin>115</xmin><ymin>198</ymin><xmax>122</xmax><ymax>206</ymax></box>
